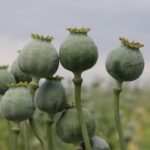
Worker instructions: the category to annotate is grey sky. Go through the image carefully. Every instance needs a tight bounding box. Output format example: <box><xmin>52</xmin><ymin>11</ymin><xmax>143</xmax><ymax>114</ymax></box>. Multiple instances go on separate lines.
<box><xmin>0</xmin><ymin>0</ymin><xmax>150</xmax><ymax>84</ymax></box>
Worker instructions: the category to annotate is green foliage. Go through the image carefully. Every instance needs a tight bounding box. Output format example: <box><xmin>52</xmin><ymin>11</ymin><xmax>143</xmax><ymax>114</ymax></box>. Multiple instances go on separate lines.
<box><xmin>0</xmin><ymin>80</ymin><xmax>150</xmax><ymax>150</ymax></box>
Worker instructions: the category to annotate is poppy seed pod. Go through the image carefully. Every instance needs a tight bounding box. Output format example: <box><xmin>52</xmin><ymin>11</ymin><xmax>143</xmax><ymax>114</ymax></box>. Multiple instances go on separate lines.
<box><xmin>59</xmin><ymin>28</ymin><xmax>98</xmax><ymax>74</ymax></box>
<box><xmin>0</xmin><ymin>83</ymin><xmax>35</xmax><ymax>123</ymax></box>
<box><xmin>11</xmin><ymin>57</ymin><xmax>31</xmax><ymax>83</ymax></box>
<box><xmin>81</xmin><ymin>136</ymin><xmax>110</xmax><ymax>150</ymax></box>
<box><xmin>18</xmin><ymin>34</ymin><xmax>59</xmax><ymax>81</ymax></box>
<box><xmin>35</xmin><ymin>76</ymin><xmax>67</xmax><ymax>114</ymax></box>
<box><xmin>106</xmin><ymin>37</ymin><xmax>144</xmax><ymax>82</ymax></box>
<box><xmin>56</xmin><ymin>107</ymin><xmax>96</xmax><ymax>144</ymax></box>
<box><xmin>0</xmin><ymin>65</ymin><xmax>16</xmax><ymax>95</ymax></box>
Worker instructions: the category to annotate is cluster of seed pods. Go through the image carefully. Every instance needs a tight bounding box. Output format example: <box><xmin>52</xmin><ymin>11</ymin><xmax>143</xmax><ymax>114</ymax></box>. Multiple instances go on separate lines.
<box><xmin>0</xmin><ymin>27</ymin><xmax>144</xmax><ymax>150</ymax></box>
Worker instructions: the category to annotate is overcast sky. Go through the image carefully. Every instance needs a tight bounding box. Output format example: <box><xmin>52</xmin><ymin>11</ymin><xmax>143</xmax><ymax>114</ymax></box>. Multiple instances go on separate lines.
<box><xmin>0</xmin><ymin>0</ymin><xmax>150</xmax><ymax>84</ymax></box>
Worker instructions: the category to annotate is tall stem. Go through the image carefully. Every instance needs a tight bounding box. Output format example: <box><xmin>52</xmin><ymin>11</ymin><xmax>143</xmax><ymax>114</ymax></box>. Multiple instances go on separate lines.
<box><xmin>113</xmin><ymin>81</ymin><xmax>126</xmax><ymax>150</ymax></box>
<box><xmin>6</xmin><ymin>121</ymin><xmax>14</xmax><ymax>150</ymax></box>
<box><xmin>73</xmin><ymin>73</ymin><xmax>91</xmax><ymax>150</ymax></box>
<box><xmin>11</xmin><ymin>123</ymin><xmax>20</xmax><ymax>150</ymax></box>
<box><xmin>23</xmin><ymin>121</ymin><xmax>30</xmax><ymax>150</ymax></box>
<box><xmin>28</xmin><ymin>77</ymin><xmax>45</xmax><ymax>149</ymax></box>
<box><xmin>46</xmin><ymin>114</ymin><xmax>54</xmax><ymax>150</ymax></box>
<box><xmin>29</xmin><ymin>118</ymin><xmax>44</xmax><ymax>150</ymax></box>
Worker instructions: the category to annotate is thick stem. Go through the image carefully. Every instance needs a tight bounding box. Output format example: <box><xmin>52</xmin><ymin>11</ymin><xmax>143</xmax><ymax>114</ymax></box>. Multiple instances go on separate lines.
<box><xmin>113</xmin><ymin>81</ymin><xmax>126</xmax><ymax>150</ymax></box>
<box><xmin>31</xmin><ymin>77</ymin><xmax>39</xmax><ymax>86</ymax></box>
<box><xmin>29</xmin><ymin>118</ymin><xmax>44</xmax><ymax>150</ymax></box>
<box><xmin>73</xmin><ymin>73</ymin><xmax>91</xmax><ymax>150</ymax></box>
<box><xmin>23</xmin><ymin>121</ymin><xmax>30</xmax><ymax>150</ymax></box>
<box><xmin>11</xmin><ymin>123</ymin><xmax>20</xmax><ymax>150</ymax></box>
<box><xmin>6</xmin><ymin>121</ymin><xmax>14</xmax><ymax>150</ymax></box>
<box><xmin>28</xmin><ymin>77</ymin><xmax>39</xmax><ymax>96</ymax></box>
<box><xmin>46</xmin><ymin>114</ymin><xmax>54</xmax><ymax>150</ymax></box>
<box><xmin>28</xmin><ymin>77</ymin><xmax>44</xmax><ymax>149</ymax></box>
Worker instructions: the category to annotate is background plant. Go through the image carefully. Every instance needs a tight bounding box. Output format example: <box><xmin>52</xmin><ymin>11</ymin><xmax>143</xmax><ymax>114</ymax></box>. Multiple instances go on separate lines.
<box><xmin>1</xmin><ymin>78</ymin><xmax>150</xmax><ymax>150</ymax></box>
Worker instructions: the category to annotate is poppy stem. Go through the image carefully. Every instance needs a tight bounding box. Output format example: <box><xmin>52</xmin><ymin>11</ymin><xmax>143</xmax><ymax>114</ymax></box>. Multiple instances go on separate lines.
<box><xmin>73</xmin><ymin>73</ymin><xmax>91</xmax><ymax>150</ymax></box>
<box><xmin>6</xmin><ymin>121</ymin><xmax>14</xmax><ymax>150</ymax></box>
<box><xmin>113</xmin><ymin>81</ymin><xmax>126</xmax><ymax>150</ymax></box>
<box><xmin>11</xmin><ymin>123</ymin><xmax>20</xmax><ymax>150</ymax></box>
<box><xmin>46</xmin><ymin>114</ymin><xmax>54</xmax><ymax>150</ymax></box>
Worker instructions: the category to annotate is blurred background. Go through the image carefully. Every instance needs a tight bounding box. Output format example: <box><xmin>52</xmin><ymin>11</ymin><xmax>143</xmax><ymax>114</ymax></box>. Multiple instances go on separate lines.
<box><xmin>0</xmin><ymin>0</ymin><xmax>150</xmax><ymax>149</ymax></box>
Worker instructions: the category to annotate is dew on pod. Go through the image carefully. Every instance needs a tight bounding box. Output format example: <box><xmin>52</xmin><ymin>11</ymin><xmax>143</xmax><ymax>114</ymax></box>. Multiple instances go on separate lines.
<box><xmin>0</xmin><ymin>82</ymin><xmax>35</xmax><ymax>123</ymax></box>
<box><xmin>105</xmin><ymin>37</ymin><xmax>144</xmax><ymax>82</ymax></box>
<box><xmin>11</xmin><ymin>51</ymin><xmax>32</xmax><ymax>83</ymax></box>
<box><xmin>56</xmin><ymin>107</ymin><xmax>96</xmax><ymax>144</ymax></box>
<box><xmin>18</xmin><ymin>34</ymin><xmax>59</xmax><ymax>84</ymax></box>
<box><xmin>0</xmin><ymin>65</ymin><xmax>16</xmax><ymax>95</ymax></box>
<box><xmin>35</xmin><ymin>76</ymin><xmax>67</xmax><ymax>114</ymax></box>
<box><xmin>59</xmin><ymin>27</ymin><xmax>98</xmax><ymax>75</ymax></box>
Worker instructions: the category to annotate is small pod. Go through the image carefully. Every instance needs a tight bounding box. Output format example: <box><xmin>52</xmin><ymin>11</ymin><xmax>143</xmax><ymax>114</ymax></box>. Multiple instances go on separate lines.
<box><xmin>56</xmin><ymin>107</ymin><xmax>96</xmax><ymax>144</ymax></box>
<box><xmin>11</xmin><ymin>57</ymin><xmax>31</xmax><ymax>83</ymax></box>
<box><xmin>106</xmin><ymin>37</ymin><xmax>144</xmax><ymax>82</ymax></box>
<box><xmin>0</xmin><ymin>65</ymin><xmax>16</xmax><ymax>95</ymax></box>
<box><xmin>59</xmin><ymin>27</ymin><xmax>98</xmax><ymax>74</ymax></box>
<box><xmin>18</xmin><ymin>34</ymin><xmax>59</xmax><ymax>81</ymax></box>
<box><xmin>0</xmin><ymin>83</ymin><xmax>35</xmax><ymax>123</ymax></box>
<box><xmin>35</xmin><ymin>77</ymin><xmax>67</xmax><ymax>114</ymax></box>
<box><xmin>81</xmin><ymin>136</ymin><xmax>110</xmax><ymax>150</ymax></box>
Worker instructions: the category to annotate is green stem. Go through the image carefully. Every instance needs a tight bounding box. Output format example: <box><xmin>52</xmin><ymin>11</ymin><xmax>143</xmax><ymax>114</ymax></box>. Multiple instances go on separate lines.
<box><xmin>46</xmin><ymin>114</ymin><xmax>54</xmax><ymax>150</ymax></box>
<box><xmin>28</xmin><ymin>78</ymin><xmax>45</xmax><ymax>149</ymax></box>
<box><xmin>11</xmin><ymin>123</ymin><xmax>20</xmax><ymax>150</ymax></box>
<box><xmin>73</xmin><ymin>73</ymin><xmax>91</xmax><ymax>150</ymax></box>
<box><xmin>31</xmin><ymin>77</ymin><xmax>39</xmax><ymax>86</ymax></box>
<box><xmin>6</xmin><ymin>121</ymin><xmax>13</xmax><ymax>150</ymax></box>
<box><xmin>113</xmin><ymin>81</ymin><xmax>126</xmax><ymax>150</ymax></box>
<box><xmin>23</xmin><ymin>121</ymin><xmax>30</xmax><ymax>150</ymax></box>
<box><xmin>29</xmin><ymin>118</ymin><xmax>44</xmax><ymax>150</ymax></box>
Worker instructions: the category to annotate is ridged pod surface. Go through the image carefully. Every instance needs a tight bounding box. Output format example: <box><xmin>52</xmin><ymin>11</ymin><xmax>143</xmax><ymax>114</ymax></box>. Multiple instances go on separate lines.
<box><xmin>0</xmin><ymin>85</ymin><xmax>34</xmax><ymax>122</ymax></box>
<box><xmin>18</xmin><ymin>34</ymin><xmax>59</xmax><ymax>80</ymax></box>
<box><xmin>11</xmin><ymin>58</ymin><xmax>31</xmax><ymax>83</ymax></box>
<box><xmin>59</xmin><ymin>28</ymin><xmax>98</xmax><ymax>74</ymax></box>
<box><xmin>56</xmin><ymin>107</ymin><xmax>96</xmax><ymax>144</ymax></box>
<box><xmin>106</xmin><ymin>37</ymin><xmax>144</xmax><ymax>82</ymax></box>
<box><xmin>35</xmin><ymin>78</ymin><xmax>67</xmax><ymax>114</ymax></box>
<box><xmin>0</xmin><ymin>66</ymin><xmax>16</xmax><ymax>95</ymax></box>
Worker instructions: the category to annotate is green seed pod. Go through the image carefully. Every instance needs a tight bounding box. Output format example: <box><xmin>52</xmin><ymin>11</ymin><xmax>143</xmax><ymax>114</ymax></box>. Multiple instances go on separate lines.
<box><xmin>56</xmin><ymin>107</ymin><xmax>96</xmax><ymax>144</ymax></box>
<box><xmin>18</xmin><ymin>34</ymin><xmax>59</xmax><ymax>80</ymax></box>
<box><xmin>0</xmin><ymin>65</ymin><xmax>16</xmax><ymax>95</ymax></box>
<box><xmin>0</xmin><ymin>83</ymin><xmax>35</xmax><ymax>123</ymax></box>
<box><xmin>81</xmin><ymin>136</ymin><xmax>110</xmax><ymax>150</ymax></box>
<box><xmin>35</xmin><ymin>76</ymin><xmax>67</xmax><ymax>114</ymax></box>
<box><xmin>105</xmin><ymin>37</ymin><xmax>144</xmax><ymax>82</ymax></box>
<box><xmin>11</xmin><ymin>57</ymin><xmax>31</xmax><ymax>83</ymax></box>
<box><xmin>91</xmin><ymin>136</ymin><xmax>110</xmax><ymax>150</ymax></box>
<box><xmin>59</xmin><ymin>27</ymin><xmax>98</xmax><ymax>74</ymax></box>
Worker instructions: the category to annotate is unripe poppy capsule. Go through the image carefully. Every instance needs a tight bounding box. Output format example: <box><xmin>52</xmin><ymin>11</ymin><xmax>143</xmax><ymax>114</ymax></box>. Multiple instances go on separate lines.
<box><xmin>18</xmin><ymin>34</ymin><xmax>59</xmax><ymax>81</ymax></box>
<box><xmin>59</xmin><ymin>27</ymin><xmax>98</xmax><ymax>74</ymax></box>
<box><xmin>105</xmin><ymin>37</ymin><xmax>144</xmax><ymax>82</ymax></box>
